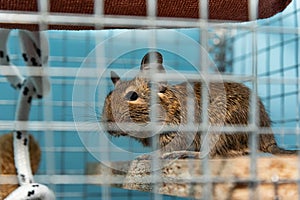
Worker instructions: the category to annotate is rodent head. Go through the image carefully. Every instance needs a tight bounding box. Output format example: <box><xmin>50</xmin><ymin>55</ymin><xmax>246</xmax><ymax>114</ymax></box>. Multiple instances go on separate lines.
<box><xmin>102</xmin><ymin>51</ymin><xmax>183</xmax><ymax>146</ymax></box>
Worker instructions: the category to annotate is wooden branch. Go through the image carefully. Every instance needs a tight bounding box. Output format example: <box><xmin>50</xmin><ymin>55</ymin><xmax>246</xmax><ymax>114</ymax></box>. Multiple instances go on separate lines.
<box><xmin>87</xmin><ymin>155</ymin><xmax>299</xmax><ymax>199</ymax></box>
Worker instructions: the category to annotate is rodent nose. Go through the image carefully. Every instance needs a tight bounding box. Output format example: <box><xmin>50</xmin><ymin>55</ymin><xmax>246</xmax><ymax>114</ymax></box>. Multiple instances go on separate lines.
<box><xmin>158</xmin><ymin>84</ymin><xmax>167</xmax><ymax>93</ymax></box>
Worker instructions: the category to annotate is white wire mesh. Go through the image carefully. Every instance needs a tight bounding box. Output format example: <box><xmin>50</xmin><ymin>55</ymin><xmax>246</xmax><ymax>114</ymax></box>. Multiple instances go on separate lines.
<box><xmin>0</xmin><ymin>0</ymin><xmax>299</xmax><ymax>199</ymax></box>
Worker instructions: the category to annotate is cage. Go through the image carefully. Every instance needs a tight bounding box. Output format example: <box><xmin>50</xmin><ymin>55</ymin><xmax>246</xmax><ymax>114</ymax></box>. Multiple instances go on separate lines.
<box><xmin>0</xmin><ymin>0</ymin><xmax>299</xmax><ymax>199</ymax></box>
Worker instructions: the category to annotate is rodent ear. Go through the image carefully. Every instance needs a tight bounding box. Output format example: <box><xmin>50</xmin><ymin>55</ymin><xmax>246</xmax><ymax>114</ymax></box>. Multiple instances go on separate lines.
<box><xmin>110</xmin><ymin>71</ymin><xmax>120</xmax><ymax>85</ymax></box>
<box><xmin>140</xmin><ymin>51</ymin><xmax>165</xmax><ymax>73</ymax></box>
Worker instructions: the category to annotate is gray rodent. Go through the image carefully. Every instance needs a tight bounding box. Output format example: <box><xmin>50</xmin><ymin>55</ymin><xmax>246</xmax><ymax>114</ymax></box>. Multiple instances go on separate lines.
<box><xmin>102</xmin><ymin>51</ymin><xmax>295</xmax><ymax>157</ymax></box>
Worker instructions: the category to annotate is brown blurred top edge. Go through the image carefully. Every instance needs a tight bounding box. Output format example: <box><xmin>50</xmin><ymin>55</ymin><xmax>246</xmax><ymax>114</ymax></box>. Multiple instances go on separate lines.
<box><xmin>0</xmin><ymin>0</ymin><xmax>292</xmax><ymax>31</ymax></box>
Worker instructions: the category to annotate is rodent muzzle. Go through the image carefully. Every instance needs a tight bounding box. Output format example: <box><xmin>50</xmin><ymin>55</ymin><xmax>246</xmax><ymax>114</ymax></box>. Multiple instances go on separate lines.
<box><xmin>126</xmin><ymin>103</ymin><xmax>168</xmax><ymax>139</ymax></box>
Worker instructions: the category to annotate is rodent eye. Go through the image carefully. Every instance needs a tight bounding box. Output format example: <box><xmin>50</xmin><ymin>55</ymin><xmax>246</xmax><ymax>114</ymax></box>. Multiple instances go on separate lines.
<box><xmin>125</xmin><ymin>91</ymin><xmax>139</xmax><ymax>101</ymax></box>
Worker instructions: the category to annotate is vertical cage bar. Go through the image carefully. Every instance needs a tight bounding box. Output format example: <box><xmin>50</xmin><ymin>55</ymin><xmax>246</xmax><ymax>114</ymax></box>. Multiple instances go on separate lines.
<box><xmin>249</xmin><ymin>26</ymin><xmax>259</xmax><ymax>199</ymax></box>
<box><xmin>248</xmin><ymin>1</ymin><xmax>259</xmax><ymax>199</ymax></box>
<box><xmin>294</xmin><ymin>0</ymin><xmax>300</xmax><ymax>196</ymax></box>
<box><xmin>38</xmin><ymin>0</ymin><xmax>56</xmax><ymax>194</ymax></box>
<box><xmin>199</xmin><ymin>0</ymin><xmax>212</xmax><ymax>199</ymax></box>
<box><xmin>146</xmin><ymin>1</ymin><xmax>163</xmax><ymax>200</ymax></box>
<box><xmin>94</xmin><ymin>0</ymin><xmax>104</xmax><ymax>29</ymax></box>
<box><xmin>93</xmin><ymin>1</ymin><xmax>111</xmax><ymax>200</ymax></box>
<box><xmin>248</xmin><ymin>0</ymin><xmax>258</xmax><ymax>21</ymax></box>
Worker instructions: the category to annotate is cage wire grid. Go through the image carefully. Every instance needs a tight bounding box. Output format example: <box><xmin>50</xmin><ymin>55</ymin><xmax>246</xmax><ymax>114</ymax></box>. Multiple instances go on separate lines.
<box><xmin>0</xmin><ymin>0</ymin><xmax>299</xmax><ymax>199</ymax></box>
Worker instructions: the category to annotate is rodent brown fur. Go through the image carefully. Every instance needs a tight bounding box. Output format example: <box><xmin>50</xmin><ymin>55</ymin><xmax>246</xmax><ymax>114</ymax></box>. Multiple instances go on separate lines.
<box><xmin>0</xmin><ymin>133</ymin><xmax>40</xmax><ymax>199</ymax></box>
<box><xmin>102</xmin><ymin>51</ymin><xmax>295</xmax><ymax>157</ymax></box>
